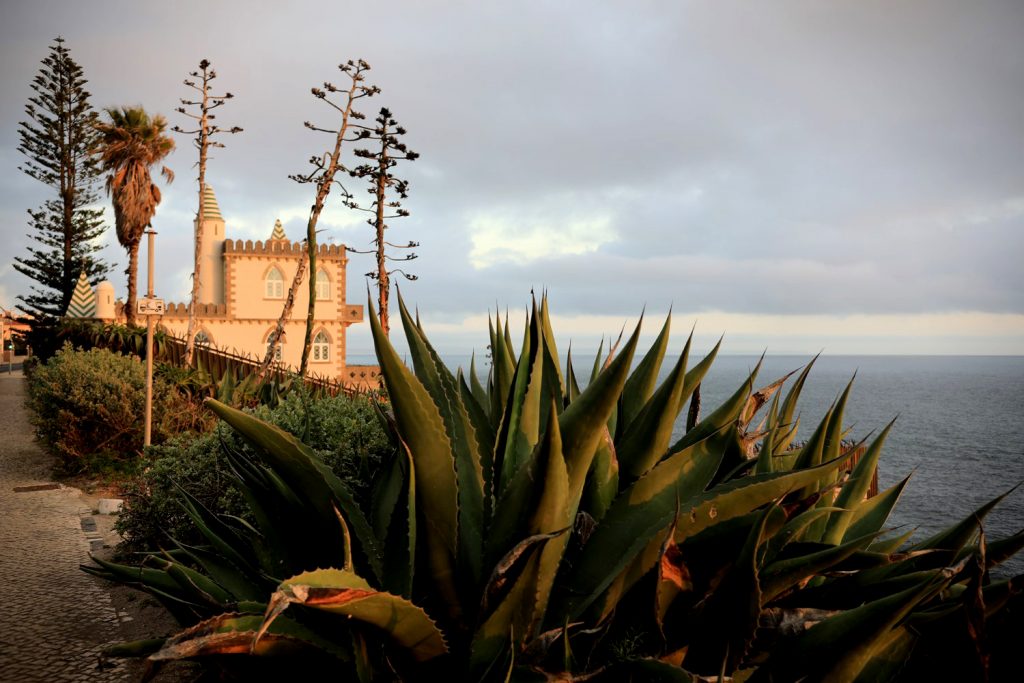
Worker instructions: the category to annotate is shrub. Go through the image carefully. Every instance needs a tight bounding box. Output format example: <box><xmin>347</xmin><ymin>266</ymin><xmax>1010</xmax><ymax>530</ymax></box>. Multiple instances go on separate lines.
<box><xmin>25</xmin><ymin>343</ymin><xmax>185</xmax><ymax>475</ymax></box>
<box><xmin>115</xmin><ymin>390</ymin><xmax>393</xmax><ymax>552</ymax></box>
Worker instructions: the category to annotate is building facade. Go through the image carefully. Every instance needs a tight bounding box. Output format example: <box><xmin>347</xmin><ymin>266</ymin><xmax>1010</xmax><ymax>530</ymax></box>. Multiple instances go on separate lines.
<box><xmin>68</xmin><ymin>186</ymin><xmax>376</xmax><ymax>386</ymax></box>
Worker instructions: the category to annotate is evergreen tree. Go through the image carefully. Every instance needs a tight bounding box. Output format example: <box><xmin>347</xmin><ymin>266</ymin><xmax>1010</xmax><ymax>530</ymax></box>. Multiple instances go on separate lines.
<box><xmin>14</xmin><ymin>37</ymin><xmax>109</xmax><ymax>325</ymax></box>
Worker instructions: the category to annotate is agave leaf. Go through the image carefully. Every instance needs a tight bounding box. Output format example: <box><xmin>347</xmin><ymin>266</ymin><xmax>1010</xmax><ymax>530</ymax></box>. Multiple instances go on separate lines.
<box><xmin>867</xmin><ymin>527</ymin><xmax>916</xmax><ymax>554</ymax></box>
<box><xmin>673</xmin><ymin>450</ymin><xmax>859</xmax><ymax>545</ymax></box>
<box><xmin>172</xmin><ymin>539</ymin><xmax>268</xmax><ymax>602</ymax></box>
<box><xmin>560</xmin><ymin>433</ymin><xmax>724</xmax><ymax>620</ymax></box>
<box><xmin>843</xmin><ymin>474</ymin><xmax>913</xmax><ymax>543</ymax></box>
<box><xmin>823</xmin><ymin>421</ymin><xmax>896</xmax><ymax>545</ymax></box>
<box><xmin>772</xmin><ymin>354</ymin><xmax>819</xmax><ymax>453</ymax></box>
<box><xmin>580</xmin><ymin>430</ymin><xmax>619</xmax><ymax>522</ymax></box>
<box><xmin>503</xmin><ymin>314</ymin><xmax>517</xmax><ymax>368</ymax></box>
<box><xmin>397</xmin><ymin>294</ymin><xmax>485</xmax><ymax>587</ymax></box>
<box><xmin>471</xmin><ymin>548</ymin><xmax>543</xmax><ymax>677</ymax></box>
<box><xmin>749</xmin><ymin>570</ymin><xmax>952</xmax><ymax>683</ymax></box>
<box><xmin>259</xmin><ymin>568</ymin><xmax>447</xmax><ymax>662</ymax></box>
<box><xmin>175</xmin><ymin>483</ymin><xmax>262</xmax><ymax>579</ymax></box>
<box><xmin>683</xmin><ymin>506</ymin><xmax>777</xmax><ymax>675</ymax></box>
<box><xmin>365</xmin><ymin>299</ymin><xmax>458</xmax><ymax>606</ymax></box>
<box><xmin>160</xmin><ymin>557</ymin><xmax>235</xmax><ymax>607</ymax></box>
<box><xmin>761</xmin><ymin>531</ymin><xmax>879</xmax><ymax>603</ymax></box>
<box><xmin>656</xmin><ymin>519</ymin><xmax>689</xmax><ymax>631</ymax></box>
<box><xmin>83</xmin><ymin>554</ymin><xmax>183</xmax><ymax>596</ymax></box>
<box><xmin>755</xmin><ymin>394</ymin><xmax>782</xmax><ymax>475</ymax></box>
<box><xmin>670</xmin><ymin>355</ymin><xmax>759</xmax><ymax>454</ymax></box>
<box><xmin>739</xmin><ymin>368</ymin><xmax>798</xmax><ymax>430</ymax></box>
<box><xmin>682</xmin><ymin>335</ymin><xmax>721</xmax><ymax>403</ymax></box>
<box><xmin>495</xmin><ymin>299</ymin><xmax>546</xmax><ymax>493</ymax></box>
<box><xmin>216</xmin><ymin>366</ymin><xmax>236</xmax><ymax>403</ymax></box>
<box><xmin>791</xmin><ymin>401</ymin><xmax>833</xmax><ymax>473</ymax></box>
<box><xmin>589</xmin><ymin>337</ymin><xmax>605</xmax><ymax>384</ymax></box>
<box><xmin>458</xmin><ymin>370</ymin><xmax>496</xmax><ymax>524</ymax></box>
<box><xmin>565</xmin><ymin>346</ymin><xmax>581</xmax><ymax>404</ymax></box>
<box><xmin>539</xmin><ymin>294</ymin><xmax>565</xmax><ymax>402</ymax></box>
<box><xmin>620</xmin><ymin>312</ymin><xmax>671</xmax><ymax>429</ymax></box>
<box><xmin>522</xmin><ymin>406</ymin><xmax>572</xmax><ymax>639</ymax></box>
<box><xmin>850</xmin><ymin>625</ymin><xmax>918</xmax><ymax>683</ymax></box>
<box><xmin>101</xmin><ymin>638</ymin><xmax>167</xmax><ymax>658</ymax></box>
<box><xmin>617</xmin><ymin>333</ymin><xmax>692</xmax><ymax>482</ymax></box>
<box><xmin>205</xmin><ymin>399</ymin><xmax>384</xmax><ymax>585</ymax></box>
<box><xmin>559</xmin><ymin>319</ymin><xmax>641</xmax><ymax>511</ymax></box>
<box><xmin>910</xmin><ymin>485</ymin><xmax>1018</xmax><ymax>552</ymax></box>
<box><xmin>371</xmin><ymin>446</ymin><xmax>406</xmax><ymax>545</ymax></box>
<box><xmin>469</xmin><ymin>352</ymin><xmax>489</xmax><ymax>411</ymax></box>
<box><xmin>986</xmin><ymin>528</ymin><xmax>1024</xmax><ymax>568</ymax></box>
<box><xmin>762</xmin><ymin>507</ymin><xmax>841</xmax><ymax>564</ymax></box>
<box><xmin>220</xmin><ymin>445</ymin><xmax>294</xmax><ymax>574</ymax></box>
<box><xmin>486</xmin><ymin>405</ymin><xmax>571</xmax><ymax>576</ymax></box>
<box><xmin>490</xmin><ymin>312</ymin><xmax>516</xmax><ymax>425</ymax></box>
<box><xmin>151</xmin><ymin>611</ymin><xmax>351</xmax><ymax>661</ymax></box>
<box><xmin>823</xmin><ymin>375</ymin><xmax>857</xmax><ymax>464</ymax></box>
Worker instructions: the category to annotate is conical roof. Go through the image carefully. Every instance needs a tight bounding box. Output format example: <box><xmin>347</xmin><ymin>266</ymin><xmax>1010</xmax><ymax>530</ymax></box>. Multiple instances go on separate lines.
<box><xmin>200</xmin><ymin>184</ymin><xmax>223</xmax><ymax>220</ymax></box>
<box><xmin>270</xmin><ymin>218</ymin><xmax>287</xmax><ymax>241</ymax></box>
<box><xmin>66</xmin><ymin>270</ymin><xmax>96</xmax><ymax>318</ymax></box>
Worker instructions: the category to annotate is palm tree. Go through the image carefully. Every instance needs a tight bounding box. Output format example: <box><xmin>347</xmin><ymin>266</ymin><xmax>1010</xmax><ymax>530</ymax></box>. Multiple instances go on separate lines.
<box><xmin>94</xmin><ymin>107</ymin><xmax>175</xmax><ymax>326</ymax></box>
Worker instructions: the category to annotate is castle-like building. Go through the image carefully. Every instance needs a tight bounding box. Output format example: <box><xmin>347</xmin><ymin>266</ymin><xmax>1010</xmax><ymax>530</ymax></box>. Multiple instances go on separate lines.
<box><xmin>68</xmin><ymin>186</ymin><xmax>375</xmax><ymax>386</ymax></box>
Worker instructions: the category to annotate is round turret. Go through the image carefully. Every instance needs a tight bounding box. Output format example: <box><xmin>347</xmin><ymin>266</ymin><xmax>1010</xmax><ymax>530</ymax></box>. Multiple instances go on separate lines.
<box><xmin>95</xmin><ymin>280</ymin><xmax>116</xmax><ymax>320</ymax></box>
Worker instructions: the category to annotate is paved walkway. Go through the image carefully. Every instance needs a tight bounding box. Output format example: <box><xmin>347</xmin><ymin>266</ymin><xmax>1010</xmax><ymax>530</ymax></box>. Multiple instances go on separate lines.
<box><xmin>0</xmin><ymin>371</ymin><xmax>129</xmax><ymax>682</ymax></box>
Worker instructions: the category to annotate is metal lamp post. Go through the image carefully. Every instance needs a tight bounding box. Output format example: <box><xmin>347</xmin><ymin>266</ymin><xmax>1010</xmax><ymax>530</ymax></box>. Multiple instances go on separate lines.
<box><xmin>143</xmin><ymin>228</ymin><xmax>156</xmax><ymax>447</ymax></box>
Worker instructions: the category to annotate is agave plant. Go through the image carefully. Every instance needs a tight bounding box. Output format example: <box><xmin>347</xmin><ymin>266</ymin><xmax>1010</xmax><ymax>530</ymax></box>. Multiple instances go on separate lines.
<box><xmin>86</xmin><ymin>293</ymin><xmax>1024</xmax><ymax>681</ymax></box>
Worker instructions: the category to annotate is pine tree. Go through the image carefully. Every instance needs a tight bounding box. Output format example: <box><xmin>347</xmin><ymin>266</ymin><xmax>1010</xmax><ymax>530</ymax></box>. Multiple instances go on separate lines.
<box><xmin>14</xmin><ymin>37</ymin><xmax>109</xmax><ymax>326</ymax></box>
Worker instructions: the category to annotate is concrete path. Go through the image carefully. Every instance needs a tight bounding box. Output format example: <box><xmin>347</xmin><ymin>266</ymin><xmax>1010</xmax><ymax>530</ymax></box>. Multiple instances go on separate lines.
<box><xmin>0</xmin><ymin>371</ymin><xmax>129</xmax><ymax>682</ymax></box>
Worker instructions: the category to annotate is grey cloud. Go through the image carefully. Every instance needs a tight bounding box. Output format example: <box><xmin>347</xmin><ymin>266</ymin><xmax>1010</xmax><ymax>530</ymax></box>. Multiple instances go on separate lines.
<box><xmin>1</xmin><ymin>0</ymin><xmax>1022</xmax><ymax>344</ymax></box>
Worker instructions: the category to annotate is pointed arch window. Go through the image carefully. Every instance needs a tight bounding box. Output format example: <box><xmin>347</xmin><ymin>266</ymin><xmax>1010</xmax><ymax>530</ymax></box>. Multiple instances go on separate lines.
<box><xmin>265</xmin><ymin>267</ymin><xmax>284</xmax><ymax>299</ymax></box>
<box><xmin>312</xmin><ymin>330</ymin><xmax>331</xmax><ymax>362</ymax></box>
<box><xmin>267</xmin><ymin>329</ymin><xmax>283</xmax><ymax>362</ymax></box>
<box><xmin>194</xmin><ymin>330</ymin><xmax>212</xmax><ymax>346</ymax></box>
<box><xmin>316</xmin><ymin>269</ymin><xmax>331</xmax><ymax>300</ymax></box>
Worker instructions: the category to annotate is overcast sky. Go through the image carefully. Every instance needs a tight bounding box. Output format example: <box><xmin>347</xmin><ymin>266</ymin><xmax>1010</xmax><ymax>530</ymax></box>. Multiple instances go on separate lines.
<box><xmin>1</xmin><ymin>0</ymin><xmax>1022</xmax><ymax>356</ymax></box>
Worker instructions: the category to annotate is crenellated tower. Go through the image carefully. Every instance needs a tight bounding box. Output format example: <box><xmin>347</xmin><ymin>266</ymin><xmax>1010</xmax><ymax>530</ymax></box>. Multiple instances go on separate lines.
<box><xmin>197</xmin><ymin>185</ymin><xmax>226</xmax><ymax>304</ymax></box>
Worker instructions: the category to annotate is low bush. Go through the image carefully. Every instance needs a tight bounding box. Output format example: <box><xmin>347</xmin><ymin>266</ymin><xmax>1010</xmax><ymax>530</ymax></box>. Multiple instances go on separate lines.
<box><xmin>116</xmin><ymin>390</ymin><xmax>394</xmax><ymax>552</ymax></box>
<box><xmin>25</xmin><ymin>343</ymin><xmax>187</xmax><ymax>475</ymax></box>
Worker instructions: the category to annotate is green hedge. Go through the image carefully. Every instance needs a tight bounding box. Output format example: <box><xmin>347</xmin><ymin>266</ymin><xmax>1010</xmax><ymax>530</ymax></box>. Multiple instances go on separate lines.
<box><xmin>116</xmin><ymin>390</ymin><xmax>394</xmax><ymax>552</ymax></box>
<box><xmin>25</xmin><ymin>343</ymin><xmax>187</xmax><ymax>475</ymax></box>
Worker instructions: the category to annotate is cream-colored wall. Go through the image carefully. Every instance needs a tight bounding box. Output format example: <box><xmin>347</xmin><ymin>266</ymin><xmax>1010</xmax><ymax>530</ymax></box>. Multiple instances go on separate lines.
<box><xmin>159</xmin><ymin>317</ymin><xmax>347</xmax><ymax>379</ymax></box>
<box><xmin>225</xmin><ymin>251</ymin><xmax>343</xmax><ymax>321</ymax></box>
<box><xmin>197</xmin><ymin>216</ymin><xmax>225</xmax><ymax>304</ymax></box>
<box><xmin>155</xmin><ymin>239</ymin><xmax>362</xmax><ymax>380</ymax></box>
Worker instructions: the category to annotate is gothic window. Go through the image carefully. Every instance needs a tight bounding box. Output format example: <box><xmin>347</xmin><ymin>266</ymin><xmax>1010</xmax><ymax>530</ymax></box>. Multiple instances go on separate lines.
<box><xmin>194</xmin><ymin>330</ymin><xmax>212</xmax><ymax>346</ymax></box>
<box><xmin>265</xmin><ymin>267</ymin><xmax>284</xmax><ymax>299</ymax></box>
<box><xmin>312</xmin><ymin>330</ymin><xmax>330</xmax><ymax>362</ymax></box>
<box><xmin>268</xmin><ymin>330</ymin><xmax>283</xmax><ymax>362</ymax></box>
<box><xmin>316</xmin><ymin>269</ymin><xmax>331</xmax><ymax>300</ymax></box>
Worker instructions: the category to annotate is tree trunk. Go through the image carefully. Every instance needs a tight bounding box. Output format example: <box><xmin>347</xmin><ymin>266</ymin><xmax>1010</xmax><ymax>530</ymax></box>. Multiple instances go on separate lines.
<box><xmin>125</xmin><ymin>241</ymin><xmax>139</xmax><ymax>327</ymax></box>
<box><xmin>262</xmin><ymin>65</ymin><xmax>366</xmax><ymax>379</ymax></box>
<box><xmin>258</xmin><ymin>245</ymin><xmax>308</xmax><ymax>380</ymax></box>
<box><xmin>184</xmin><ymin>68</ymin><xmax>212</xmax><ymax>367</ymax></box>
<box><xmin>376</xmin><ymin>163</ymin><xmax>389</xmax><ymax>336</ymax></box>
<box><xmin>183</xmin><ymin>178</ymin><xmax>205</xmax><ymax>365</ymax></box>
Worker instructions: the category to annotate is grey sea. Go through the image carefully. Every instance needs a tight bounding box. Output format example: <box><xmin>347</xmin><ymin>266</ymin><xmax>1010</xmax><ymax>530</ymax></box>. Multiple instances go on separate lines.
<box><xmin>350</xmin><ymin>353</ymin><xmax>1024</xmax><ymax>575</ymax></box>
